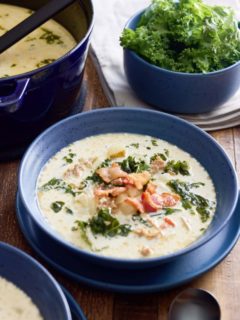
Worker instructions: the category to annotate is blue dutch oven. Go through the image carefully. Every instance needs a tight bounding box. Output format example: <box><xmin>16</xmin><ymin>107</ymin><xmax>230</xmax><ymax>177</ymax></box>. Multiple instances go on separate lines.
<box><xmin>0</xmin><ymin>0</ymin><xmax>94</xmax><ymax>159</ymax></box>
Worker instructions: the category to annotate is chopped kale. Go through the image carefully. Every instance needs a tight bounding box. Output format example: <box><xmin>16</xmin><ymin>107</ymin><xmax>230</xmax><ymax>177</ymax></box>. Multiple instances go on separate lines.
<box><xmin>74</xmin><ymin>220</ymin><xmax>92</xmax><ymax>247</ymax></box>
<box><xmin>76</xmin><ymin>208</ymin><xmax>131</xmax><ymax>238</ymax></box>
<box><xmin>150</xmin><ymin>208</ymin><xmax>181</xmax><ymax>217</ymax></box>
<box><xmin>62</xmin><ymin>152</ymin><xmax>76</xmax><ymax>164</ymax></box>
<box><xmin>130</xmin><ymin>143</ymin><xmax>139</xmax><ymax>149</ymax></box>
<box><xmin>86</xmin><ymin>172</ymin><xmax>103</xmax><ymax>184</ymax></box>
<box><xmin>65</xmin><ymin>207</ymin><xmax>73</xmax><ymax>214</ymax></box>
<box><xmin>40</xmin><ymin>177</ymin><xmax>60</xmax><ymax>190</ymax></box>
<box><xmin>151</xmin><ymin>139</ymin><xmax>158</xmax><ymax>146</ymax></box>
<box><xmin>196</xmin><ymin>206</ymin><xmax>211</xmax><ymax>223</ymax></box>
<box><xmin>167</xmin><ymin>180</ymin><xmax>214</xmax><ymax>222</ymax></box>
<box><xmin>99</xmin><ymin>159</ymin><xmax>111</xmax><ymax>168</ymax></box>
<box><xmin>89</xmin><ymin>208</ymin><xmax>131</xmax><ymax>237</ymax></box>
<box><xmin>190</xmin><ymin>182</ymin><xmax>205</xmax><ymax>188</ymax></box>
<box><xmin>164</xmin><ymin>160</ymin><xmax>190</xmax><ymax>176</ymax></box>
<box><xmin>51</xmin><ymin>201</ymin><xmax>65</xmax><ymax>213</ymax></box>
<box><xmin>40</xmin><ymin>28</ymin><xmax>63</xmax><ymax>44</ymax></box>
<box><xmin>40</xmin><ymin>178</ymin><xmax>80</xmax><ymax>197</ymax></box>
<box><xmin>163</xmin><ymin>208</ymin><xmax>181</xmax><ymax>215</ymax></box>
<box><xmin>151</xmin><ymin>153</ymin><xmax>167</xmax><ymax>162</ymax></box>
<box><xmin>164</xmin><ymin>149</ymin><xmax>170</xmax><ymax>157</ymax></box>
<box><xmin>119</xmin><ymin>156</ymin><xmax>149</xmax><ymax>173</ymax></box>
<box><xmin>36</xmin><ymin>58</ymin><xmax>56</xmax><ymax>68</ymax></box>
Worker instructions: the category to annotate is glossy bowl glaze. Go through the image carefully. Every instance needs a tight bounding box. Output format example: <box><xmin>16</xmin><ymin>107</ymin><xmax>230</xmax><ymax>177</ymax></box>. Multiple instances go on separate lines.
<box><xmin>18</xmin><ymin>108</ymin><xmax>239</xmax><ymax>269</ymax></box>
<box><xmin>0</xmin><ymin>242</ymin><xmax>71</xmax><ymax>319</ymax></box>
<box><xmin>123</xmin><ymin>9</ymin><xmax>240</xmax><ymax>114</ymax></box>
<box><xmin>0</xmin><ymin>0</ymin><xmax>94</xmax><ymax>158</ymax></box>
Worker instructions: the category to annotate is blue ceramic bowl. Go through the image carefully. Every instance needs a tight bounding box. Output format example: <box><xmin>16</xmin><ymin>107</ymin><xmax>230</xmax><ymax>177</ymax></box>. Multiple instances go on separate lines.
<box><xmin>18</xmin><ymin>108</ymin><xmax>239</xmax><ymax>269</ymax></box>
<box><xmin>0</xmin><ymin>242</ymin><xmax>71</xmax><ymax>319</ymax></box>
<box><xmin>123</xmin><ymin>9</ymin><xmax>240</xmax><ymax>114</ymax></box>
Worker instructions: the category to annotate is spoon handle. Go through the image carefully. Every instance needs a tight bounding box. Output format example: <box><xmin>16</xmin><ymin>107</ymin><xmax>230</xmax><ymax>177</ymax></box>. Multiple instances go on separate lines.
<box><xmin>0</xmin><ymin>0</ymin><xmax>76</xmax><ymax>54</ymax></box>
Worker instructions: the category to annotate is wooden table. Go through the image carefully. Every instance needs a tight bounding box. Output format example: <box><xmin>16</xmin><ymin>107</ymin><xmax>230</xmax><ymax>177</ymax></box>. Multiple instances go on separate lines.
<box><xmin>1</xmin><ymin>56</ymin><xmax>240</xmax><ymax>320</ymax></box>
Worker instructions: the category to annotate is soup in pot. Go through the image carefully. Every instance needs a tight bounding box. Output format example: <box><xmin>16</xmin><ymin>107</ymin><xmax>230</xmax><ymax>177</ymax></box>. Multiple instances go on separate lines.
<box><xmin>0</xmin><ymin>3</ymin><xmax>77</xmax><ymax>78</ymax></box>
<box><xmin>37</xmin><ymin>133</ymin><xmax>216</xmax><ymax>259</ymax></box>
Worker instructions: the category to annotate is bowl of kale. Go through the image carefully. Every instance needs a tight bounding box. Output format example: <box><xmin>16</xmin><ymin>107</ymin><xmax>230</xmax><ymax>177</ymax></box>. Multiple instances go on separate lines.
<box><xmin>120</xmin><ymin>0</ymin><xmax>240</xmax><ymax>113</ymax></box>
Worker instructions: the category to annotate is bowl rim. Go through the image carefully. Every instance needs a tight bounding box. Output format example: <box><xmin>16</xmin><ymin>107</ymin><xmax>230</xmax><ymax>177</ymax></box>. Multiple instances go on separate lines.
<box><xmin>0</xmin><ymin>241</ymin><xmax>72</xmax><ymax>319</ymax></box>
<box><xmin>0</xmin><ymin>0</ymin><xmax>94</xmax><ymax>82</ymax></box>
<box><xmin>124</xmin><ymin>8</ymin><xmax>240</xmax><ymax>77</ymax></box>
<box><xmin>19</xmin><ymin>107</ymin><xmax>239</xmax><ymax>266</ymax></box>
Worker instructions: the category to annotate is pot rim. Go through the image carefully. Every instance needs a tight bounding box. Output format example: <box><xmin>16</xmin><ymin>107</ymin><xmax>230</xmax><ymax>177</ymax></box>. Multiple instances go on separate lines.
<box><xmin>0</xmin><ymin>0</ymin><xmax>94</xmax><ymax>82</ymax></box>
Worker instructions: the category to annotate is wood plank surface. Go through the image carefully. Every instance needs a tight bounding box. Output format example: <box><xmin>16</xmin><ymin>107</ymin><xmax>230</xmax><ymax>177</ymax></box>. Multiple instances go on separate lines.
<box><xmin>0</xmin><ymin>55</ymin><xmax>239</xmax><ymax>320</ymax></box>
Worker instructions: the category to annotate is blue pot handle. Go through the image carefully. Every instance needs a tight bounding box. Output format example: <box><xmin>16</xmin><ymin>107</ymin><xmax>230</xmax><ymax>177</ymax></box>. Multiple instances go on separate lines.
<box><xmin>61</xmin><ymin>286</ymin><xmax>87</xmax><ymax>320</ymax></box>
<box><xmin>0</xmin><ymin>78</ymin><xmax>30</xmax><ymax>113</ymax></box>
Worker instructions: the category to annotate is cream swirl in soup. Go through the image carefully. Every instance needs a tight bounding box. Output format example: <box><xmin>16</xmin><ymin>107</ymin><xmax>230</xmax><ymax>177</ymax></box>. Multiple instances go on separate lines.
<box><xmin>0</xmin><ymin>4</ymin><xmax>76</xmax><ymax>78</ymax></box>
<box><xmin>0</xmin><ymin>276</ymin><xmax>43</xmax><ymax>320</ymax></box>
<box><xmin>37</xmin><ymin>133</ymin><xmax>216</xmax><ymax>259</ymax></box>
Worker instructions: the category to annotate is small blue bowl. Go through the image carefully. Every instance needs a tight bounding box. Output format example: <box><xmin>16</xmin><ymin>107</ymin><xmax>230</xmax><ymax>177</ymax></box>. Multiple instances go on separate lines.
<box><xmin>0</xmin><ymin>242</ymin><xmax>71</xmax><ymax>319</ymax></box>
<box><xmin>123</xmin><ymin>9</ymin><xmax>240</xmax><ymax>114</ymax></box>
<box><xmin>18</xmin><ymin>108</ymin><xmax>238</xmax><ymax>269</ymax></box>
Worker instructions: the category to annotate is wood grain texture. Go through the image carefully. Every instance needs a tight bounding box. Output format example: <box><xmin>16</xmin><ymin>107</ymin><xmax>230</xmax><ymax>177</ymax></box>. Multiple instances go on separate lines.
<box><xmin>0</xmin><ymin>55</ymin><xmax>239</xmax><ymax>320</ymax></box>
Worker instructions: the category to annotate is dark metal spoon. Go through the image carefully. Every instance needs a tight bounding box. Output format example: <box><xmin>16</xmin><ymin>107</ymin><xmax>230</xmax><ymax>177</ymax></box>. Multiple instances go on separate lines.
<box><xmin>0</xmin><ymin>0</ymin><xmax>76</xmax><ymax>55</ymax></box>
<box><xmin>168</xmin><ymin>288</ymin><xmax>221</xmax><ymax>320</ymax></box>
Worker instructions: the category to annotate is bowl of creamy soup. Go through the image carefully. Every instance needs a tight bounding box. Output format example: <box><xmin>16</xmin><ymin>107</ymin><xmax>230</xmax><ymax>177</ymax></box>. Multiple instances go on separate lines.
<box><xmin>18</xmin><ymin>108</ymin><xmax>239</xmax><ymax>269</ymax></box>
<box><xmin>0</xmin><ymin>242</ymin><xmax>73</xmax><ymax>320</ymax></box>
<box><xmin>0</xmin><ymin>0</ymin><xmax>93</xmax><ymax>158</ymax></box>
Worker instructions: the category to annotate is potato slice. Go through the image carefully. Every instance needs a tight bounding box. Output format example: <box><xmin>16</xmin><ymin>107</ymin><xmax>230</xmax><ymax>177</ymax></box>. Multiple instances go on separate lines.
<box><xmin>107</xmin><ymin>145</ymin><xmax>126</xmax><ymax>159</ymax></box>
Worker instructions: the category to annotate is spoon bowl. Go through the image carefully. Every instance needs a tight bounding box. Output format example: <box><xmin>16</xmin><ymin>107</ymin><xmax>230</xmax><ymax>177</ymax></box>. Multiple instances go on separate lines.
<box><xmin>168</xmin><ymin>288</ymin><xmax>221</xmax><ymax>320</ymax></box>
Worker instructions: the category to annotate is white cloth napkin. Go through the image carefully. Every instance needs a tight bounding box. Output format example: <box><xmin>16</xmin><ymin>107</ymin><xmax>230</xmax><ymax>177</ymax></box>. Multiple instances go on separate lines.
<box><xmin>91</xmin><ymin>0</ymin><xmax>240</xmax><ymax>131</ymax></box>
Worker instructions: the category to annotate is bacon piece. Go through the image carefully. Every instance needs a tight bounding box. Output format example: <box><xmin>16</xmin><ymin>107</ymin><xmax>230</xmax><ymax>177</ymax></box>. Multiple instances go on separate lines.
<box><xmin>141</xmin><ymin>191</ymin><xmax>180</xmax><ymax>213</ymax></box>
<box><xmin>163</xmin><ymin>217</ymin><xmax>176</xmax><ymax>227</ymax></box>
<box><xmin>141</xmin><ymin>192</ymin><xmax>158</xmax><ymax>213</ymax></box>
<box><xmin>95</xmin><ymin>187</ymin><xmax>126</xmax><ymax>197</ymax></box>
<box><xmin>111</xmin><ymin>176</ymin><xmax>134</xmax><ymax>186</ymax></box>
<box><xmin>125</xmin><ymin>197</ymin><xmax>144</xmax><ymax>214</ymax></box>
<box><xmin>128</xmin><ymin>171</ymin><xmax>151</xmax><ymax>190</ymax></box>
<box><xmin>151</xmin><ymin>192</ymin><xmax>180</xmax><ymax>207</ymax></box>
<box><xmin>96</xmin><ymin>163</ymin><xmax>128</xmax><ymax>183</ymax></box>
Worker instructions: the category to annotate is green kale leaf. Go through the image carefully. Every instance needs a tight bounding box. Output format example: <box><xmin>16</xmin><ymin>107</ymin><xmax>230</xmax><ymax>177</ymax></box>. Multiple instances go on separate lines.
<box><xmin>120</xmin><ymin>0</ymin><xmax>240</xmax><ymax>73</ymax></box>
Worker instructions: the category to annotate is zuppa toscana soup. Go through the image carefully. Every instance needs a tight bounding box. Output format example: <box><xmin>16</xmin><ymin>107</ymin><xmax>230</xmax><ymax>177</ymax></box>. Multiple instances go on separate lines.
<box><xmin>0</xmin><ymin>276</ymin><xmax>43</xmax><ymax>320</ymax></box>
<box><xmin>37</xmin><ymin>133</ymin><xmax>216</xmax><ymax>259</ymax></box>
<box><xmin>0</xmin><ymin>4</ymin><xmax>76</xmax><ymax>78</ymax></box>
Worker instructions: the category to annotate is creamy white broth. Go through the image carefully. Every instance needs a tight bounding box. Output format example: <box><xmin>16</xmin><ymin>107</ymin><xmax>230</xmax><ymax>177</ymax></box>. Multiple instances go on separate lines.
<box><xmin>0</xmin><ymin>4</ymin><xmax>76</xmax><ymax>78</ymax></box>
<box><xmin>37</xmin><ymin>133</ymin><xmax>216</xmax><ymax>259</ymax></box>
<box><xmin>0</xmin><ymin>276</ymin><xmax>43</xmax><ymax>320</ymax></box>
